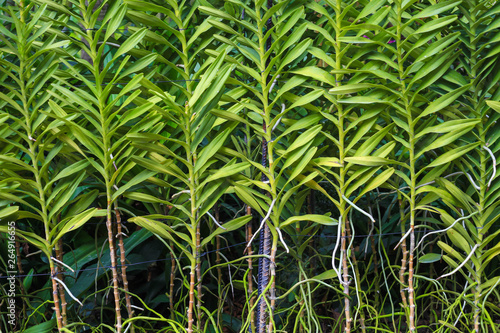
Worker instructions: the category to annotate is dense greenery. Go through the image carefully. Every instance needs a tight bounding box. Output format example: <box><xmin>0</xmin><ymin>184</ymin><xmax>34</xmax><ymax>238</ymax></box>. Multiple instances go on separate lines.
<box><xmin>1</xmin><ymin>0</ymin><xmax>500</xmax><ymax>332</ymax></box>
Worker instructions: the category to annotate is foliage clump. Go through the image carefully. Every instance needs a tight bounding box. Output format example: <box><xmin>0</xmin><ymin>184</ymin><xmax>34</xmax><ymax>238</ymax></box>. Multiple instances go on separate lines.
<box><xmin>0</xmin><ymin>0</ymin><xmax>499</xmax><ymax>332</ymax></box>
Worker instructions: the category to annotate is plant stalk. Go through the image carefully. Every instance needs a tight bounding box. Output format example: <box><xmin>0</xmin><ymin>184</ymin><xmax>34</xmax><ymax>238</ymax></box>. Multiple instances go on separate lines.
<box><xmin>115</xmin><ymin>204</ymin><xmax>134</xmax><ymax>325</ymax></box>
<box><xmin>55</xmin><ymin>239</ymin><xmax>67</xmax><ymax>327</ymax></box>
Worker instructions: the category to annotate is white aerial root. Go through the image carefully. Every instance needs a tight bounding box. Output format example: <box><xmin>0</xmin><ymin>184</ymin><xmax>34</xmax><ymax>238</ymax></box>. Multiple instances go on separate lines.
<box><xmin>51</xmin><ymin>257</ymin><xmax>75</xmax><ymax>273</ymax></box>
<box><xmin>26</xmin><ymin>250</ymin><xmax>42</xmax><ymax>257</ymax></box>
<box><xmin>466</xmin><ymin>172</ymin><xmax>481</xmax><ymax>191</ymax></box>
<box><xmin>437</xmin><ymin>244</ymin><xmax>478</xmax><ymax>280</ymax></box>
<box><xmin>171</xmin><ymin>189</ymin><xmax>190</xmax><ymax>199</ymax></box>
<box><xmin>108</xmin><ymin>148</ymin><xmax>118</xmax><ymax>171</ymax></box>
<box><xmin>484</xmin><ymin>145</ymin><xmax>496</xmax><ymax>189</ymax></box>
<box><xmin>386</xmin><ymin>172</ymin><xmax>464</xmax><ymax>195</ymax></box>
<box><xmin>206</xmin><ymin>211</ymin><xmax>227</xmax><ymax>230</ymax></box>
<box><xmin>219</xmin><ymin>252</ymin><xmax>234</xmax><ymax>297</ymax></box>
<box><xmin>454</xmin><ymin>271</ymin><xmax>471</xmax><ymax>327</ymax></box>
<box><xmin>269</xmin><ymin>74</ymin><xmax>280</xmax><ymax>93</ymax></box>
<box><xmin>364</xmin><ymin>206</ymin><xmax>375</xmax><ymax>255</ymax></box>
<box><xmin>416</xmin><ymin>212</ymin><xmax>478</xmax><ymax>250</ymax></box>
<box><xmin>342</xmin><ymin>195</ymin><xmax>375</xmax><ymax>223</ymax></box>
<box><xmin>108</xmin><ymin>148</ymin><xmax>119</xmax><ymax>190</ymax></box>
<box><xmin>394</xmin><ymin>229</ymin><xmax>412</xmax><ymax>250</ymax></box>
<box><xmin>130</xmin><ymin>305</ymin><xmax>144</xmax><ymax>311</ymax></box>
<box><xmin>246</xmin><ymin>198</ymin><xmax>276</xmax><ymax>248</ymax></box>
<box><xmin>271</xmin><ymin>104</ymin><xmax>286</xmax><ymax>131</ymax></box>
<box><xmin>53</xmin><ymin>277</ymin><xmax>83</xmax><ymax>306</ymax></box>
<box><xmin>331</xmin><ymin>215</ymin><xmax>344</xmax><ymax>285</ymax></box>
<box><xmin>276</xmin><ymin>227</ymin><xmax>289</xmax><ymax>253</ymax></box>
<box><xmin>123</xmin><ymin>323</ymin><xmax>132</xmax><ymax>333</ymax></box>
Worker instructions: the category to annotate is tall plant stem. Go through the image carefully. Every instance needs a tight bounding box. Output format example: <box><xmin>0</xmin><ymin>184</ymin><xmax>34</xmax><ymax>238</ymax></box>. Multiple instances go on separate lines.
<box><xmin>185</xmin><ymin>134</ymin><xmax>197</xmax><ymax>333</ymax></box>
<box><xmin>394</xmin><ymin>1</ymin><xmax>416</xmax><ymax>329</ymax></box>
<box><xmin>244</xmin><ymin>114</ymin><xmax>255</xmax><ymax>332</ymax></box>
<box><xmin>246</xmin><ymin>205</ymin><xmax>255</xmax><ymax>332</ymax></box>
<box><xmin>55</xmin><ymin>239</ymin><xmax>67</xmax><ymax>327</ymax></box>
<box><xmin>49</xmin><ymin>259</ymin><xmax>63</xmax><ymax>332</ymax></box>
<box><xmin>105</xmin><ymin>189</ymin><xmax>122</xmax><ymax>333</ymax></box>
<box><xmin>341</xmin><ymin>218</ymin><xmax>350</xmax><ymax>332</ymax></box>
<box><xmin>177</xmin><ymin>13</ymin><xmax>202</xmax><ymax>331</ymax></box>
<box><xmin>216</xmin><ymin>203</ymin><xmax>223</xmax><ymax>329</ymax></box>
<box><xmin>184</xmin><ymin>103</ymin><xmax>200</xmax><ymax>333</ymax></box>
<box><xmin>256</xmin><ymin>221</ymin><xmax>271</xmax><ymax>333</ymax></box>
<box><xmin>256</xmin><ymin>0</ymin><xmax>275</xmax><ymax>331</ymax></box>
<box><xmin>169</xmin><ymin>239</ymin><xmax>176</xmax><ymax>319</ymax></box>
<box><xmin>333</xmin><ymin>0</ymin><xmax>350</xmax><ymax>326</ymax></box>
<box><xmin>187</xmin><ymin>261</ymin><xmax>196</xmax><ymax>333</ymax></box>
<box><xmin>79</xmin><ymin>11</ymin><xmax>123</xmax><ymax>329</ymax></box>
<box><xmin>115</xmin><ymin>204</ymin><xmax>134</xmax><ymax>327</ymax></box>
<box><xmin>196</xmin><ymin>222</ymin><xmax>202</xmax><ymax>328</ymax></box>
<box><xmin>15</xmin><ymin>228</ymin><xmax>26</xmax><ymax>321</ymax></box>
<box><xmin>91</xmin><ymin>45</ymin><xmax>122</xmax><ymax>333</ymax></box>
<box><xmin>15</xmin><ymin>235</ymin><xmax>23</xmax><ymax>276</ymax></box>
<box><xmin>19</xmin><ymin>26</ymin><xmax>63</xmax><ymax>328</ymax></box>
<box><xmin>474</xmin><ymin>122</ymin><xmax>486</xmax><ymax>333</ymax></box>
<box><xmin>468</xmin><ymin>10</ymin><xmax>484</xmax><ymax>332</ymax></box>
<box><xmin>346</xmin><ymin>222</ymin><xmax>366</xmax><ymax>333</ymax></box>
<box><xmin>397</xmin><ymin>195</ymin><xmax>408</xmax><ymax>311</ymax></box>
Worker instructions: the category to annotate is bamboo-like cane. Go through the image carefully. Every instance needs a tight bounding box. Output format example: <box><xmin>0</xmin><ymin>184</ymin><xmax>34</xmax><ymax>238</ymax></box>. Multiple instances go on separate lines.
<box><xmin>215</xmin><ymin>203</ymin><xmax>224</xmax><ymax>329</ymax></box>
<box><xmin>341</xmin><ymin>219</ymin><xmax>351</xmax><ymax>332</ymax></box>
<box><xmin>49</xmin><ymin>259</ymin><xmax>63</xmax><ymax>332</ymax></box>
<box><xmin>196</xmin><ymin>223</ymin><xmax>203</xmax><ymax>328</ymax></box>
<box><xmin>246</xmin><ymin>205</ymin><xmax>255</xmax><ymax>332</ymax></box>
<box><xmin>169</xmin><ymin>239</ymin><xmax>175</xmax><ymax>319</ymax></box>
<box><xmin>346</xmin><ymin>222</ymin><xmax>366</xmax><ymax>333</ymax></box>
<box><xmin>187</xmin><ymin>263</ymin><xmax>196</xmax><ymax>333</ymax></box>
<box><xmin>397</xmin><ymin>196</ymin><xmax>409</xmax><ymax>313</ymax></box>
<box><xmin>106</xmin><ymin>197</ymin><xmax>122</xmax><ymax>333</ymax></box>
<box><xmin>115</xmin><ymin>204</ymin><xmax>135</xmax><ymax>326</ymax></box>
<box><xmin>55</xmin><ymin>239</ymin><xmax>67</xmax><ymax>327</ymax></box>
<box><xmin>255</xmin><ymin>2</ymin><xmax>275</xmax><ymax>332</ymax></box>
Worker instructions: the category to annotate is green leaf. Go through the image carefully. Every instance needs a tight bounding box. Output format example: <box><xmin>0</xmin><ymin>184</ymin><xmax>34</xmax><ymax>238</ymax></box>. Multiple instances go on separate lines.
<box><xmin>425</xmin><ymin>143</ymin><xmax>479</xmax><ymax>168</ymax></box>
<box><xmin>0</xmin><ymin>206</ymin><xmax>18</xmax><ymax>219</ymax></box>
<box><xmin>288</xmin><ymin>89</ymin><xmax>323</xmax><ymax>109</ymax></box>
<box><xmin>311</xmin><ymin>269</ymin><xmax>338</xmax><ymax>281</ymax></box>
<box><xmin>201</xmin><ymin>215</ymin><xmax>251</xmax><ymax>247</ymax></box>
<box><xmin>23</xmin><ymin>319</ymin><xmax>56</xmax><ymax>333</ymax></box>
<box><xmin>128</xmin><ymin>216</ymin><xmax>193</xmax><ymax>259</ymax></box>
<box><xmin>104</xmin><ymin>3</ymin><xmax>127</xmax><ymax>41</ymax></box>
<box><xmin>281</xmin><ymin>214</ymin><xmax>337</xmax><ymax>228</ymax></box>
<box><xmin>413</xmin><ymin>0</ymin><xmax>462</xmax><ymax>18</ymax></box>
<box><xmin>345</xmin><ymin>156</ymin><xmax>393</xmax><ymax>166</ymax></box>
<box><xmin>203</xmin><ymin>162</ymin><xmax>250</xmax><ymax>184</ymax></box>
<box><xmin>291</xmin><ymin>67</ymin><xmax>336</xmax><ymax>85</ymax></box>
<box><xmin>44</xmin><ymin>160</ymin><xmax>90</xmax><ymax>190</ymax></box>
<box><xmin>52</xmin><ymin>209</ymin><xmax>98</xmax><ymax>245</ymax></box>
<box><xmin>356</xmin><ymin>168</ymin><xmax>395</xmax><ymax>199</ymax></box>
<box><xmin>280</xmin><ymin>114</ymin><xmax>322</xmax><ymax>138</ymax></box>
<box><xmin>447</xmin><ymin>229</ymin><xmax>471</xmax><ymax>254</ymax></box>
<box><xmin>329</xmin><ymin>83</ymin><xmax>374</xmax><ymax>95</ymax></box>
<box><xmin>112</xmin><ymin>28</ymin><xmax>148</xmax><ymax>61</ymax></box>
<box><xmin>285</xmin><ymin>125</ymin><xmax>322</xmax><ymax>153</ymax></box>
<box><xmin>416</xmin><ymin>119</ymin><xmax>479</xmax><ymax>139</ymax></box>
<box><xmin>486</xmin><ymin>100</ymin><xmax>500</xmax><ymax>113</ymax></box>
<box><xmin>419</xmin><ymin>253</ymin><xmax>442</xmax><ymax>263</ymax></box>
<box><xmin>195</xmin><ymin>127</ymin><xmax>232</xmax><ymax>174</ymax></box>
<box><xmin>412</xmin><ymin>16</ymin><xmax>457</xmax><ymax>35</ymax></box>
<box><xmin>234</xmin><ymin>184</ymin><xmax>264</xmax><ymax>216</ymax></box>
<box><xmin>418</xmin><ymin>84</ymin><xmax>472</xmax><ymax>119</ymax></box>
<box><xmin>286</xmin><ymin>147</ymin><xmax>317</xmax><ymax>184</ymax></box>
<box><xmin>278</xmin><ymin>39</ymin><xmax>312</xmax><ymax>72</ymax></box>
<box><xmin>112</xmin><ymin>170</ymin><xmax>158</xmax><ymax>201</ymax></box>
